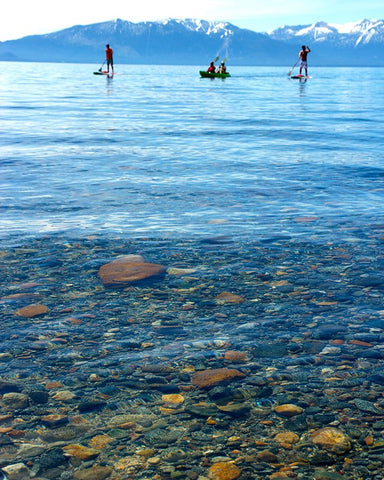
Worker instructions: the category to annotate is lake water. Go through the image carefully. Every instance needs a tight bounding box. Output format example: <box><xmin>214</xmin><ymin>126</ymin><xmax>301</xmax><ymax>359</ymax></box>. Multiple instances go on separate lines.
<box><xmin>1</xmin><ymin>63</ymin><xmax>384</xmax><ymax>479</ymax></box>
<box><xmin>1</xmin><ymin>63</ymin><xmax>383</xmax><ymax>242</ymax></box>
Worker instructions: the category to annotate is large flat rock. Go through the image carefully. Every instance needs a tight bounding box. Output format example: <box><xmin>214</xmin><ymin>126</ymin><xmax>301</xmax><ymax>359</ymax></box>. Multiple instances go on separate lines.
<box><xmin>98</xmin><ymin>256</ymin><xmax>166</xmax><ymax>287</ymax></box>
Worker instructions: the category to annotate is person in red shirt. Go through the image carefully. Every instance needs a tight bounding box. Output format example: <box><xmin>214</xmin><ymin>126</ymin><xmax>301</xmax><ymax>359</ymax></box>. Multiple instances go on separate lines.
<box><xmin>207</xmin><ymin>61</ymin><xmax>216</xmax><ymax>73</ymax></box>
<box><xmin>105</xmin><ymin>44</ymin><xmax>114</xmax><ymax>74</ymax></box>
<box><xmin>299</xmin><ymin>45</ymin><xmax>310</xmax><ymax>76</ymax></box>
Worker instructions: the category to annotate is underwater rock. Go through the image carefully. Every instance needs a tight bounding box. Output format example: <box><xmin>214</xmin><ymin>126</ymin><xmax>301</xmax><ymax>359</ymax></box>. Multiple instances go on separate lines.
<box><xmin>98</xmin><ymin>256</ymin><xmax>166</xmax><ymax>287</ymax></box>
<box><xmin>15</xmin><ymin>303</ymin><xmax>49</xmax><ymax>318</ymax></box>
<box><xmin>208</xmin><ymin>461</ymin><xmax>241</xmax><ymax>480</ymax></box>
<box><xmin>311</xmin><ymin>427</ymin><xmax>352</xmax><ymax>454</ymax></box>
<box><xmin>192</xmin><ymin>368</ymin><xmax>246</xmax><ymax>389</ymax></box>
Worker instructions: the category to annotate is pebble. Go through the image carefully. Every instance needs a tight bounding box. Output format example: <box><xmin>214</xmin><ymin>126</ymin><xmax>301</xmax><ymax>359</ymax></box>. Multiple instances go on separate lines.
<box><xmin>274</xmin><ymin>431</ymin><xmax>300</xmax><ymax>445</ymax></box>
<box><xmin>73</xmin><ymin>466</ymin><xmax>112</xmax><ymax>480</ymax></box>
<box><xmin>89</xmin><ymin>434</ymin><xmax>114</xmax><ymax>449</ymax></box>
<box><xmin>52</xmin><ymin>390</ymin><xmax>76</xmax><ymax>401</ymax></box>
<box><xmin>62</xmin><ymin>444</ymin><xmax>99</xmax><ymax>460</ymax></box>
<box><xmin>162</xmin><ymin>393</ymin><xmax>184</xmax><ymax>404</ymax></box>
<box><xmin>311</xmin><ymin>427</ymin><xmax>352</xmax><ymax>454</ymax></box>
<box><xmin>14</xmin><ymin>304</ymin><xmax>49</xmax><ymax>318</ymax></box>
<box><xmin>215</xmin><ymin>292</ymin><xmax>245</xmax><ymax>304</ymax></box>
<box><xmin>353</xmin><ymin>398</ymin><xmax>382</xmax><ymax>414</ymax></box>
<box><xmin>224</xmin><ymin>351</ymin><xmax>248</xmax><ymax>363</ymax></box>
<box><xmin>208</xmin><ymin>461</ymin><xmax>241</xmax><ymax>480</ymax></box>
<box><xmin>192</xmin><ymin>368</ymin><xmax>246</xmax><ymax>388</ymax></box>
<box><xmin>256</xmin><ymin>450</ymin><xmax>279</xmax><ymax>463</ymax></box>
<box><xmin>274</xmin><ymin>404</ymin><xmax>304</xmax><ymax>417</ymax></box>
<box><xmin>41</xmin><ymin>414</ymin><xmax>69</xmax><ymax>428</ymax></box>
<box><xmin>1</xmin><ymin>393</ymin><xmax>29</xmax><ymax>410</ymax></box>
<box><xmin>1</xmin><ymin>463</ymin><xmax>31</xmax><ymax>480</ymax></box>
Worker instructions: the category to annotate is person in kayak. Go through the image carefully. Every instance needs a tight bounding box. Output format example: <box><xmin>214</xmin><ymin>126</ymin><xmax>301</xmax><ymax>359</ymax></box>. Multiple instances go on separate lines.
<box><xmin>105</xmin><ymin>44</ymin><xmax>114</xmax><ymax>74</ymax></box>
<box><xmin>207</xmin><ymin>61</ymin><xmax>216</xmax><ymax>73</ymax></box>
<box><xmin>217</xmin><ymin>61</ymin><xmax>227</xmax><ymax>74</ymax></box>
<box><xmin>299</xmin><ymin>45</ymin><xmax>310</xmax><ymax>76</ymax></box>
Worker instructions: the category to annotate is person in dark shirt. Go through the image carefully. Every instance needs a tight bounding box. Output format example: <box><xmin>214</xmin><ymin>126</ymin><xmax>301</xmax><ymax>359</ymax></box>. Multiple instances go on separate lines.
<box><xmin>217</xmin><ymin>61</ymin><xmax>227</xmax><ymax>74</ymax></box>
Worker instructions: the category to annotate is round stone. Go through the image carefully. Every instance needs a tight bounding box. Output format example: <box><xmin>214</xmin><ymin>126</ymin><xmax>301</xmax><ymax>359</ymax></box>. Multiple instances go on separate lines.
<box><xmin>274</xmin><ymin>404</ymin><xmax>304</xmax><ymax>417</ymax></box>
<box><xmin>311</xmin><ymin>427</ymin><xmax>351</xmax><ymax>454</ymax></box>
<box><xmin>208</xmin><ymin>461</ymin><xmax>241</xmax><ymax>480</ymax></box>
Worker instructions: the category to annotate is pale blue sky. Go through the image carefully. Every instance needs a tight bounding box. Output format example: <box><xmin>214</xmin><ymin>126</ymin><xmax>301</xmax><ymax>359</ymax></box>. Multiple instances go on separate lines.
<box><xmin>1</xmin><ymin>0</ymin><xmax>382</xmax><ymax>41</ymax></box>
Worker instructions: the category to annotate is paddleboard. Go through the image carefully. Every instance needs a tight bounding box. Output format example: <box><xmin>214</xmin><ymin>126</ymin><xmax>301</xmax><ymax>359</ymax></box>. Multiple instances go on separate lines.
<box><xmin>291</xmin><ymin>75</ymin><xmax>311</xmax><ymax>79</ymax></box>
<box><xmin>93</xmin><ymin>71</ymin><xmax>115</xmax><ymax>76</ymax></box>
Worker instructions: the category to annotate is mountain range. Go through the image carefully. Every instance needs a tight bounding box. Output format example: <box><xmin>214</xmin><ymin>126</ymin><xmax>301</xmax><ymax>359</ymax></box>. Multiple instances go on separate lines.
<box><xmin>0</xmin><ymin>18</ymin><xmax>383</xmax><ymax>66</ymax></box>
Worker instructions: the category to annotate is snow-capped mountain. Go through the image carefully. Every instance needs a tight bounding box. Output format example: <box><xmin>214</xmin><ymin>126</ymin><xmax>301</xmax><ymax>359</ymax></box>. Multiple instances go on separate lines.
<box><xmin>0</xmin><ymin>18</ymin><xmax>383</xmax><ymax>66</ymax></box>
<box><xmin>269</xmin><ymin>19</ymin><xmax>384</xmax><ymax>47</ymax></box>
<box><xmin>0</xmin><ymin>18</ymin><xmax>287</xmax><ymax>65</ymax></box>
<box><xmin>167</xmin><ymin>18</ymin><xmax>235</xmax><ymax>36</ymax></box>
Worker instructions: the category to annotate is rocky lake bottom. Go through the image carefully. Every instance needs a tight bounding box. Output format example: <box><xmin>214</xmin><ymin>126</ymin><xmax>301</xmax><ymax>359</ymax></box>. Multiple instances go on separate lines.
<box><xmin>1</xmin><ymin>233</ymin><xmax>384</xmax><ymax>479</ymax></box>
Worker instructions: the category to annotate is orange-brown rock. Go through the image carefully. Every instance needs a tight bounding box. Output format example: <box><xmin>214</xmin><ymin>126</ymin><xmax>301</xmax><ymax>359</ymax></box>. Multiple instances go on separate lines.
<box><xmin>208</xmin><ymin>461</ymin><xmax>241</xmax><ymax>480</ymax></box>
<box><xmin>215</xmin><ymin>292</ymin><xmax>245</xmax><ymax>304</ymax></box>
<box><xmin>45</xmin><ymin>381</ymin><xmax>64</xmax><ymax>389</ymax></box>
<box><xmin>311</xmin><ymin>427</ymin><xmax>351</xmax><ymax>454</ymax></box>
<box><xmin>98</xmin><ymin>256</ymin><xmax>165</xmax><ymax>287</ymax></box>
<box><xmin>274</xmin><ymin>404</ymin><xmax>304</xmax><ymax>417</ymax></box>
<box><xmin>192</xmin><ymin>368</ymin><xmax>246</xmax><ymax>389</ymax></box>
<box><xmin>365</xmin><ymin>435</ymin><xmax>374</xmax><ymax>446</ymax></box>
<box><xmin>41</xmin><ymin>414</ymin><xmax>68</xmax><ymax>428</ymax></box>
<box><xmin>274</xmin><ymin>431</ymin><xmax>300</xmax><ymax>445</ymax></box>
<box><xmin>0</xmin><ymin>427</ymin><xmax>13</xmax><ymax>434</ymax></box>
<box><xmin>89</xmin><ymin>434</ymin><xmax>114</xmax><ymax>449</ymax></box>
<box><xmin>15</xmin><ymin>304</ymin><xmax>49</xmax><ymax>318</ymax></box>
<box><xmin>63</xmin><ymin>444</ymin><xmax>99</xmax><ymax>460</ymax></box>
<box><xmin>162</xmin><ymin>394</ymin><xmax>184</xmax><ymax>404</ymax></box>
<box><xmin>224</xmin><ymin>351</ymin><xmax>248</xmax><ymax>363</ymax></box>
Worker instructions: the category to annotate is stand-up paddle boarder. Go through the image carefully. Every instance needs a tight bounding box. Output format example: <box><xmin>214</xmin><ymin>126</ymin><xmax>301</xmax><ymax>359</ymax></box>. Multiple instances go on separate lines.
<box><xmin>299</xmin><ymin>45</ymin><xmax>310</xmax><ymax>76</ymax></box>
<box><xmin>105</xmin><ymin>44</ymin><xmax>114</xmax><ymax>74</ymax></box>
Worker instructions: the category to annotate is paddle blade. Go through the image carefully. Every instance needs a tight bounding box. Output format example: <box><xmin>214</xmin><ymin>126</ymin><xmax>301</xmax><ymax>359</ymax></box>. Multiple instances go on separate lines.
<box><xmin>214</xmin><ymin>56</ymin><xmax>219</xmax><ymax>62</ymax></box>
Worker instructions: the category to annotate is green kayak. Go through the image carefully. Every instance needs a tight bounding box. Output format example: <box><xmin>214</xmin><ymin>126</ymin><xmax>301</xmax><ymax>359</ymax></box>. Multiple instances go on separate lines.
<box><xmin>200</xmin><ymin>71</ymin><xmax>231</xmax><ymax>78</ymax></box>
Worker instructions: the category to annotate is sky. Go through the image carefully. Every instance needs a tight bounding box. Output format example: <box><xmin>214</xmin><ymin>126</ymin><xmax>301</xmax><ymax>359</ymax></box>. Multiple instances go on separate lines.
<box><xmin>1</xmin><ymin>0</ymin><xmax>383</xmax><ymax>41</ymax></box>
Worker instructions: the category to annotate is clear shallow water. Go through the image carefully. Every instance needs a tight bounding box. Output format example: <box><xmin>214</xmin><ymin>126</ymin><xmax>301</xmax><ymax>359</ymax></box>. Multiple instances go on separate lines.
<box><xmin>2</xmin><ymin>63</ymin><xmax>384</xmax><ymax>478</ymax></box>
<box><xmin>1</xmin><ymin>63</ymin><xmax>384</xmax><ymax>244</ymax></box>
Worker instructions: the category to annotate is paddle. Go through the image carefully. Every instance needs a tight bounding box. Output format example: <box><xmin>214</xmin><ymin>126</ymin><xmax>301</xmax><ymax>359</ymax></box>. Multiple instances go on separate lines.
<box><xmin>287</xmin><ymin>59</ymin><xmax>299</xmax><ymax>76</ymax></box>
<box><xmin>98</xmin><ymin>61</ymin><xmax>105</xmax><ymax>73</ymax></box>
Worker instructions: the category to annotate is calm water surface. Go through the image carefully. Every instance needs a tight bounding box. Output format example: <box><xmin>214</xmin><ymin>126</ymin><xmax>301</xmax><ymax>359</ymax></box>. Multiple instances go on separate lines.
<box><xmin>1</xmin><ymin>63</ymin><xmax>383</xmax><ymax>243</ymax></box>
